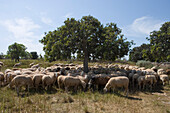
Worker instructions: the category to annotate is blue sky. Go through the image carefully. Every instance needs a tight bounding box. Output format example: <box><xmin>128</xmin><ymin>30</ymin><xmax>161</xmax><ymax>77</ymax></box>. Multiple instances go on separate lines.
<box><xmin>0</xmin><ymin>0</ymin><xmax>169</xmax><ymax>57</ymax></box>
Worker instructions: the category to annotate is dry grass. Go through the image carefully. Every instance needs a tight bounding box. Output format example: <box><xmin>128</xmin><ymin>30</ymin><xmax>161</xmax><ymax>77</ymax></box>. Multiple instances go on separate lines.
<box><xmin>0</xmin><ymin>86</ymin><xmax>170</xmax><ymax>113</ymax></box>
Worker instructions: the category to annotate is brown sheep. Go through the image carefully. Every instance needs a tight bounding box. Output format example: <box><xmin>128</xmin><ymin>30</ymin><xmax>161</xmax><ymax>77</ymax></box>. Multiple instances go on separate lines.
<box><xmin>103</xmin><ymin>76</ymin><xmax>129</xmax><ymax>97</ymax></box>
<box><xmin>0</xmin><ymin>72</ymin><xmax>4</xmax><ymax>86</ymax></box>
<box><xmin>88</xmin><ymin>74</ymin><xmax>111</xmax><ymax>91</ymax></box>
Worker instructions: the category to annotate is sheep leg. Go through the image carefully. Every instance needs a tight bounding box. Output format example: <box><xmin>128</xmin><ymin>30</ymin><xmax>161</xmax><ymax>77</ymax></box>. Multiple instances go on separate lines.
<box><xmin>65</xmin><ymin>86</ymin><xmax>68</xmax><ymax>93</ymax></box>
<box><xmin>17</xmin><ymin>87</ymin><xmax>20</xmax><ymax>96</ymax></box>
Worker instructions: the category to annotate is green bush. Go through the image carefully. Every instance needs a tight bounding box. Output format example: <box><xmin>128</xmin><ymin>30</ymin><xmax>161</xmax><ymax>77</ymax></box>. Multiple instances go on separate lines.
<box><xmin>136</xmin><ymin>60</ymin><xmax>153</xmax><ymax>69</ymax></box>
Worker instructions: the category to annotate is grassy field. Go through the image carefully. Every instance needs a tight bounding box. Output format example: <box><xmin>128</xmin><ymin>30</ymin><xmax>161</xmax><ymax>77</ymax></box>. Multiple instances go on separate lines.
<box><xmin>0</xmin><ymin>59</ymin><xmax>170</xmax><ymax>113</ymax></box>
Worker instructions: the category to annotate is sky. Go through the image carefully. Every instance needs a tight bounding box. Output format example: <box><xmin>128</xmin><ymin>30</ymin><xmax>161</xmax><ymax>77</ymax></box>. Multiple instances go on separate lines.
<box><xmin>0</xmin><ymin>0</ymin><xmax>169</xmax><ymax>58</ymax></box>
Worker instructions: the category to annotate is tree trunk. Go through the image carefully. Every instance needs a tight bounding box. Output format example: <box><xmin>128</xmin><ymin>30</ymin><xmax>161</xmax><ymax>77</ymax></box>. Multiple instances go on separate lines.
<box><xmin>83</xmin><ymin>38</ymin><xmax>89</xmax><ymax>73</ymax></box>
<box><xmin>84</xmin><ymin>47</ymin><xmax>89</xmax><ymax>73</ymax></box>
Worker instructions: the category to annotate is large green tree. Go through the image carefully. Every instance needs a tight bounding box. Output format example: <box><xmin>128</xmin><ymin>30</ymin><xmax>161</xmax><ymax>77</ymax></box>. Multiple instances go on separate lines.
<box><xmin>40</xmin><ymin>15</ymin><xmax>133</xmax><ymax>72</ymax></box>
<box><xmin>145</xmin><ymin>22</ymin><xmax>170</xmax><ymax>62</ymax></box>
<box><xmin>7</xmin><ymin>42</ymin><xmax>28</xmax><ymax>62</ymax></box>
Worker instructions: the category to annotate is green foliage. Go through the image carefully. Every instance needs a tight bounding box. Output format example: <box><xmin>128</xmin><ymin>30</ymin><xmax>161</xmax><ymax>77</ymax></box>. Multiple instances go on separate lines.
<box><xmin>40</xmin><ymin>15</ymin><xmax>133</xmax><ymax>65</ymax></box>
<box><xmin>30</xmin><ymin>52</ymin><xmax>38</xmax><ymax>59</ymax></box>
<box><xmin>145</xmin><ymin>22</ymin><xmax>170</xmax><ymax>62</ymax></box>
<box><xmin>0</xmin><ymin>53</ymin><xmax>4</xmax><ymax>59</ymax></box>
<box><xmin>129</xmin><ymin>44</ymin><xmax>152</xmax><ymax>62</ymax></box>
<box><xmin>7</xmin><ymin>42</ymin><xmax>29</xmax><ymax>62</ymax></box>
<box><xmin>136</xmin><ymin>60</ymin><xmax>153</xmax><ymax>69</ymax></box>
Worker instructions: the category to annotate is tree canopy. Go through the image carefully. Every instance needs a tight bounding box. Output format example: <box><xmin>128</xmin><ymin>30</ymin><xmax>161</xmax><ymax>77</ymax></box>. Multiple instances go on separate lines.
<box><xmin>7</xmin><ymin>42</ymin><xmax>28</xmax><ymax>62</ymax></box>
<box><xmin>40</xmin><ymin>15</ymin><xmax>133</xmax><ymax>72</ymax></box>
<box><xmin>129</xmin><ymin>21</ymin><xmax>170</xmax><ymax>62</ymax></box>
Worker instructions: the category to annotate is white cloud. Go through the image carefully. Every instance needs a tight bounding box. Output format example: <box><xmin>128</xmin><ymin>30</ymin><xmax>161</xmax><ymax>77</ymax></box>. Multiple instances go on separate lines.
<box><xmin>123</xmin><ymin>16</ymin><xmax>164</xmax><ymax>37</ymax></box>
<box><xmin>2</xmin><ymin>17</ymin><xmax>40</xmax><ymax>39</ymax></box>
<box><xmin>0</xmin><ymin>17</ymin><xmax>44</xmax><ymax>55</ymax></box>
<box><xmin>41</xmin><ymin>17</ymin><xmax>53</xmax><ymax>25</ymax></box>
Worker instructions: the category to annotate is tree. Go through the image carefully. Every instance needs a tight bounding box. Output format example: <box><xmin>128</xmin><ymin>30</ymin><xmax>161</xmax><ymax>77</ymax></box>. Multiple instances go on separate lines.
<box><xmin>0</xmin><ymin>52</ymin><xmax>4</xmax><ymax>59</ymax></box>
<box><xmin>30</xmin><ymin>52</ymin><xmax>38</xmax><ymax>59</ymax></box>
<box><xmin>7</xmin><ymin>42</ymin><xmax>28</xmax><ymax>62</ymax></box>
<box><xmin>145</xmin><ymin>22</ymin><xmax>170</xmax><ymax>62</ymax></box>
<box><xmin>129</xmin><ymin>44</ymin><xmax>151</xmax><ymax>62</ymax></box>
<box><xmin>40</xmin><ymin>15</ymin><xmax>133</xmax><ymax>72</ymax></box>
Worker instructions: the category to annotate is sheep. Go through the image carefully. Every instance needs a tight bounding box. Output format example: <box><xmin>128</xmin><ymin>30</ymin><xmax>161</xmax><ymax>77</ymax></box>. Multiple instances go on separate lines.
<box><xmin>0</xmin><ymin>72</ymin><xmax>4</xmax><ymax>86</ymax></box>
<box><xmin>137</xmin><ymin>76</ymin><xmax>146</xmax><ymax>90</ymax></box>
<box><xmin>145</xmin><ymin>75</ymin><xmax>157</xmax><ymax>90</ymax></box>
<box><xmin>159</xmin><ymin>74</ymin><xmax>169</xmax><ymax>85</ymax></box>
<box><xmin>5</xmin><ymin>69</ymin><xmax>12</xmax><ymax>74</ymax></box>
<box><xmin>0</xmin><ymin>61</ymin><xmax>4</xmax><ymax>66</ymax></box>
<box><xmin>132</xmin><ymin>73</ymin><xmax>140</xmax><ymax>89</ymax></box>
<box><xmin>57</xmin><ymin>75</ymin><xmax>67</xmax><ymax>89</ymax></box>
<box><xmin>157</xmin><ymin>69</ymin><xmax>166</xmax><ymax>75</ymax></box>
<box><xmin>63</xmin><ymin>76</ymin><xmax>86</xmax><ymax>92</ymax></box>
<box><xmin>42</xmin><ymin>72</ymin><xmax>57</xmax><ymax>90</ymax></box>
<box><xmin>8</xmin><ymin>75</ymin><xmax>33</xmax><ymax>96</ymax></box>
<box><xmin>32</xmin><ymin>74</ymin><xmax>44</xmax><ymax>91</ymax></box>
<box><xmin>103</xmin><ymin>76</ymin><xmax>129</xmax><ymax>97</ymax></box>
<box><xmin>5</xmin><ymin>72</ymin><xmax>17</xmax><ymax>84</ymax></box>
<box><xmin>166</xmin><ymin>69</ymin><xmax>170</xmax><ymax>75</ymax></box>
<box><xmin>29</xmin><ymin>62</ymin><xmax>35</xmax><ymax>67</ymax></box>
<box><xmin>0</xmin><ymin>64</ymin><xmax>2</xmax><ymax>71</ymax></box>
<box><xmin>77</xmin><ymin>74</ymin><xmax>92</xmax><ymax>91</ymax></box>
<box><xmin>13</xmin><ymin>62</ymin><xmax>21</xmax><ymax>68</ymax></box>
<box><xmin>88</xmin><ymin>74</ymin><xmax>111</xmax><ymax>91</ymax></box>
<box><xmin>31</xmin><ymin>64</ymin><xmax>40</xmax><ymax>69</ymax></box>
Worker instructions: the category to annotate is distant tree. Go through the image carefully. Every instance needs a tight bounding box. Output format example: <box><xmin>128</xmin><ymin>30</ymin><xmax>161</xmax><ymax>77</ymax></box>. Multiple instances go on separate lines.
<box><xmin>0</xmin><ymin>52</ymin><xmax>4</xmax><ymax>59</ymax></box>
<box><xmin>30</xmin><ymin>52</ymin><xmax>38</xmax><ymax>59</ymax></box>
<box><xmin>7</xmin><ymin>42</ymin><xmax>28</xmax><ymax>62</ymax></box>
<box><xmin>129</xmin><ymin>44</ymin><xmax>152</xmax><ymax>62</ymax></box>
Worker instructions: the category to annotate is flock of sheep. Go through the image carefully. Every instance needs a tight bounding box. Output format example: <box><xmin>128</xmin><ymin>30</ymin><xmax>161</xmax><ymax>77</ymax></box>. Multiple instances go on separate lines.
<box><xmin>0</xmin><ymin>61</ymin><xmax>169</xmax><ymax>97</ymax></box>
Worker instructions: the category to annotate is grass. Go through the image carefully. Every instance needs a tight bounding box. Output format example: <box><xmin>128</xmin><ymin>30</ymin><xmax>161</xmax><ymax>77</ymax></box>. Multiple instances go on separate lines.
<box><xmin>0</xmin><ymin>59</ymin><xmax>170</xmax><ymax>113</ymax></box>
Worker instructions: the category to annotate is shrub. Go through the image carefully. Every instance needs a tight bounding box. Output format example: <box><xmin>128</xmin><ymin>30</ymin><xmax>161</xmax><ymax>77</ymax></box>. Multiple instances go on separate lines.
<box><xmin>136</xmin><ymin>60</ymin><xmax>153</xmax><ymax>69</ymax></box>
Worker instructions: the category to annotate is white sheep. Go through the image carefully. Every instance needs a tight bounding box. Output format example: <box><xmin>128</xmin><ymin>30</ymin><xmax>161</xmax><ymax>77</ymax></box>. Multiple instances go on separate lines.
<box><xmin>63</xmin><ymin>76</ymin><xmax>86</xmax><ymax>92</ymax></box>
<box><xmin>8</xmin><ymin>75</ymin><xmax>33</xmax><ymax>96</ymax></box>
<box><xmin>157</xmin><ymin>69</ymin><xmax>166</xmax><ymax>75</ymax></box>
<box><xmin>145</xmin><ymin>75</ymin><xmax>157</xmax><ymax>90</ymax></box>
<box><xmin>42</xmin><ymin>72</ymin><xmax>57</xmax><ymax>90</ymax></box>
<box><xmin>57</xmin><ymin>75</ymin><xmax>67</xmax><ymax>89</ymax></box>
<box><xmin>13</xmin><ymin>62</ymin><xmax>21</xmax><ymax>68</ymax></box>
<box><xmin>137</xmin><ymin>76</ymin><xmax>146</xmax><ymax>90</ymax></box>
<box><xmin>29</xmin><ymin>62</ymin><xmax>35</xmax><ymax>67</ymax></box>
<box><xmin>159</xmin><ymin>74</ymin><xmax>169</xmax><ymax>85</ymax></box>
<box><xmin>32</xmin><ymin>74</ymin><xmax>44</xmax><ymax>91</ymax></box>
<box><xmin>31</xmin><ymin>64</ymin><xmax>40</xmax><ymax>69</ymax></box>
<box><xmin>103</xmin><ymin>76</ymin><xmax>129</xmax><ymax>97</ymax></box>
